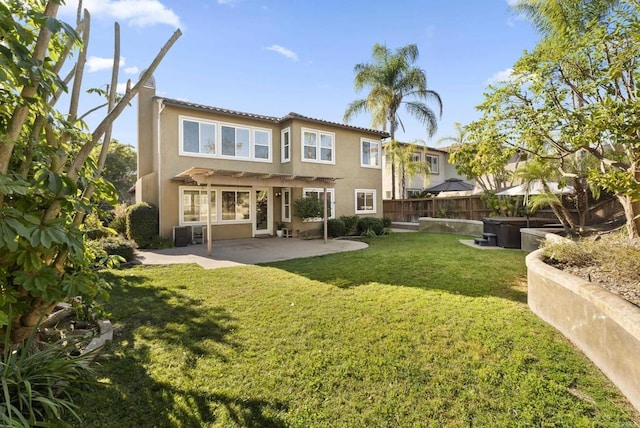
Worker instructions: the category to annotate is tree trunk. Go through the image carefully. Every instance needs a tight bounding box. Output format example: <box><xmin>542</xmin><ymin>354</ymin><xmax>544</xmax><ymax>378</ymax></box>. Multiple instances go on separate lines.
<box><xmin>618</xmin><ymin>194</ymin><xmax>640</xmax><ymax>239</ymax></box>
<box><xmin>10</xmin><ymin>299</ymin><xmax>58</xmax><ymax>344</ymax></box>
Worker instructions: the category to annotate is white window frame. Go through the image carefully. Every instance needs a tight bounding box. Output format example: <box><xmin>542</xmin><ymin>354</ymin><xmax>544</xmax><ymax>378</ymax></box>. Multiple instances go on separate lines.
<box><xmin>180</xmin><ymin>118</ymin><xmax>217</xmax><ymax>156</ymax></box>
<box><xmin>281</xmin><ymin>128</ymin><xmax>291</xmax><ymax>163</ymax></box>
<box><xmin>179</xmin><ymin>186</ymin><xmax>252</xmax><ymax>226</ymax></box>
<box><xmin>360</xmin><ymin>138</ymin><xmax>381</xmax><ymax>168</ymax></box>
<box><xmin>302</xmin><ymin>187</ymin><xmax>335</xmax><ymax>220</ymax></box>
<box><xmin>411</xmin><ymin>152</ymin><xmax>421</xmax><ymax>163</ymax></box>
<box><xmin>355</xmin><ymin>189</ymin><xmax>376</xmax><ymax>214</ymax></box>
<box><xmin>220</xmin><ymin>189</ymin><xmax>252</xmax><ymax>223</ymax></box>
<box><xmin>253</xmin><ymin>129</ymin><xmax>271</xmax><ymax>160</ymax></box>
<box><xmin>281</xmin><ymin>187</ymin><xmax>291</xmax><ymax>222</ymax></box>
<box><xmin>178</xmin><ymin>115</ymin><xmax>272</xmax><ymax>162</ymax></box>
<box><xmin>426</xmin><ymin>154</ymin><xmax>439</xmax><ymax>174</ymax></box>
<box><xmin>301</xmin><ymin>128</ymin><xmax>335</xmax><ymax>164</ymax></box>
<box><xmin>179</xmin><ymin>186</ymin><xmax>216</xmax><ymax>225</ymax></box>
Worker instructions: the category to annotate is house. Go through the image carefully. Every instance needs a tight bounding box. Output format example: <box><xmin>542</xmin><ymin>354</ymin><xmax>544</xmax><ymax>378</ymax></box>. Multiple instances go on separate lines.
<box><xmin>382</xmin><ymin>143</ymin><xmax>472</xmax><ymax>199</ymax></box>
<box><xmin>135</xmin><ymin>77</ymin><xmax>389</xmax><ymax>242</ymax></box>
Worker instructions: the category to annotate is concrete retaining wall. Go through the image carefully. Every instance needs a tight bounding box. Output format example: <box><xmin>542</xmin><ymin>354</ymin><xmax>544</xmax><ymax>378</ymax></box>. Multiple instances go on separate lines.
<box><xmin>418</xmin><ymin>217</ymin><xmax>483</xmax><ymax>236</ymax></box>
<box><xmin>526</xmin><ymin>249</ymin><xmax>640</xmax><ymax>412</ymax></box>
<box><xmin>520</xmin><ymin>228</ymin><xmax>566</xmax><ymax>252</ymax></box>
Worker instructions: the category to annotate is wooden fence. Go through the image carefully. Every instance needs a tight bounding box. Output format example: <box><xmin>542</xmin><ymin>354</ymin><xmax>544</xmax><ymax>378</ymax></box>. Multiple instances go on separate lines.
<box><xmin>383</xmin><ymin>195</ymin><xmax>622</xmax><ymax>224</ymax></box>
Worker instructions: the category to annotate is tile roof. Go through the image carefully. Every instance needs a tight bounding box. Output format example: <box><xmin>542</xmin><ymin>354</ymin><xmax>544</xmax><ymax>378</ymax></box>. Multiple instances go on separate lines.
<box><xmin>157</xmin><ymin>97</ymin><xmax>389</xmax><ymax>137</ymax></box>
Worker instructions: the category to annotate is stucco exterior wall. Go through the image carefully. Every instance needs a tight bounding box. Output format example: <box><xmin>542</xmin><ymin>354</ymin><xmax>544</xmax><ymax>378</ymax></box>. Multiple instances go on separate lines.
<box><xmin>137</xmin><ymin>83</ymin><xmax>385</xmax><ymax>241</ymax></box>
<box><xmin>527</xmin><ymin>250</ymin><xmax>640</xmax><ymax>412</ymax></box>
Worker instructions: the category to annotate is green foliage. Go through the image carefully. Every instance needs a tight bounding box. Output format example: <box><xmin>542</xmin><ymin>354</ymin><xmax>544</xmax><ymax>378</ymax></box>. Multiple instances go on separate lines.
<box><xmin>356</xmin><ymin>217</ymin><xmax>384</xmax><ymax>235</ymax></box>
<box><xmin>327</xmin><ymin>218</ymin><xmax>346</xmax><ymax>238</ymax></box>
<box><xmin>108</xmin><ymin>204</ymin><xmax>128</xmax><ymax>235</ymax></box>
<box><xmin>69</xmin><ymin>234</ymin><xmax>638</xmax><ymax>426</ymax></box>
<box><xmin>473</xmin><ymin>1</ymin><xmax>640</xmax><ymax>236</ymax></box>
<box><xmin>82</xmin><ymin>212</ymin><xmax>115</xmax><ymax>240</ymax></box>
<box><xmin>543</xmin><ymin>233</ymin><xmax>640</xmax><ymax>281</ymax></box>
<box><xmin>1</xmin><ymin>329</ymin><xmax>95</xmax><ymax>427</ymax></box>
<box><xmin>435</xmin><ymin>200</ymin><xmax>460</xmax><ymax>218</ymax></box>
<box><xmin>95</xmin><ymin>236</ymin><xmax>135</xmax><ymax>263</ymax></box>
<box><xmin>146</xmin><ymin>236</ymin><xmax>174</xmax><ymax>250</ymax></box>
<box><xmin>292</xmin><ymin>197</ymin><xmax>323</xmax><ymax>221</ymax></box>
<box><xmin>382</xmin><ymin>216</ymin><xmax>392</xmax><ymax>228</ymax></box>
<box><xmin>126</xmin><ymin>203</ymin><xmax>159</xmax><ymax>249</ymax></box>
<box><xmin>339</xmin><ymin>215</ymin><xmax>359</xmax><ymax>235</ymax></box>
<box><xmin>344</xmin><ymin>43</ymin><xmax>442</xmax><ymax>199</ymax></box>
<box><xmin>94</xmin><ymin>141</ymin><xmax>136</xmax><ymax>204</ymax></box>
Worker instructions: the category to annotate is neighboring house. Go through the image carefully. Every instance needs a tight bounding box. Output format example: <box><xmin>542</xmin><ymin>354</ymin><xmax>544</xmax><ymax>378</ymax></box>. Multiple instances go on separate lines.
<box><xmin>136</xmin><ymin>77</ymin><xmax>389</xmax><ymax>241</ymax></box>
<box><xmin>382</xmin><ymin>143</ymin><xmax>471</xmax><ymax>199</ymax></box>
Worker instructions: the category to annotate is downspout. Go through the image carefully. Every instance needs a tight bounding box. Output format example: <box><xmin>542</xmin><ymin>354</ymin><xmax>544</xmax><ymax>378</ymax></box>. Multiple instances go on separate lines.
<box><xmin>157</xmin><ymin>98</ymin><xmax>165</xmax><ymax>238</ymax></box>
<box><xmin>207</xmin><ymin>183</ymin><xmax>212</xmax><ymax>256</ymax></box>
<box><xmin>323</xmin><ymin>187</ymin><xmax>328</xmax><ymax>243</ymax></box>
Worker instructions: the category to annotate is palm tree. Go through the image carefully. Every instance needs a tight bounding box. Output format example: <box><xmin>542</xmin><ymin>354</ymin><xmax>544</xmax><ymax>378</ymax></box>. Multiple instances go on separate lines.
<box><xmin>511</xmin><ymin>0</ymin><xmax>619</xmax><ymax>37</ymax></box>
<box><xmin>344</xmin><ymin>43</ymin><xmax>442</xmax><ymax>199</ymax></box>
<box><xmin>384</xmin><ymin>141</ymin><xmax>432</xmax><ymax>199</ymax></box>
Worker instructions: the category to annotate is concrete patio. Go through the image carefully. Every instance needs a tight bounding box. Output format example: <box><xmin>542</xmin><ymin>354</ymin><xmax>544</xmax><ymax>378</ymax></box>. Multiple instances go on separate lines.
<box><xmin>136</xmin><ymin>237</ymin><xmax>369</xmax><ymax>269</ymax></box>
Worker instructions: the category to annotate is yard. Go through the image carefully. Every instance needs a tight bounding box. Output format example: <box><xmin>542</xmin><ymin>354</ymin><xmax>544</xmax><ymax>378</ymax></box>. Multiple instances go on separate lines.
<box><xmin>71</xmin><ymin>233</ymin><xmax>639</xmax><ymax>427</ymax></box>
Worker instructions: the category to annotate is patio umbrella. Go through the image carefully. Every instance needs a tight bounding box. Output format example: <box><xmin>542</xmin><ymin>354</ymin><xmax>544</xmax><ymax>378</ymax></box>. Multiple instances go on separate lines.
<box><xmin>496</xmin><ymin>180</ymin><xmax>574</xmax><ymax>197</ymax></box>
<box><xmin>424</xmin><ymin>178</ymin><xmax>475</xmax><ymax>193</ymax></box>
<box><xmin>496</xmin><ymin>180</ymin><xmax>575</xmax><ymax>227</ymax></box>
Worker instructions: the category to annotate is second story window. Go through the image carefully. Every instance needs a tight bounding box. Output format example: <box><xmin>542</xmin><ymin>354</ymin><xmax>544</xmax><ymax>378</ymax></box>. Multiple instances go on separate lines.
<box><xmin>221</xmin><ymin>125</ymin><xmax>250</xmax><ymax>158</ymax></box>
<box><xmin>302</xmin><ymin>128</ymin><xmax>334</xmax><ymax>164</ymax></box>
<box><xmin>361</xmin><ymin>139</ymin><xmax>380</xmax><ymax>168</ymax></box>
<box><xmin>426</xmin><ymin>154</ymin><xmax>439</xmax><ymax>174</ymax></box>
<box><xmin>179</xmin><ymin>116</ymin><xmax>271</xmax><ymax>162</ymax></box>
<box><xmin>183</xmin><ymin>120</ymin><xmax>216</xmax><ymax>155</ymax></box>
<box><xmin>281</xmin><ymin>128</ymin><xmax>290</xmax><ymax>162</ymax></box>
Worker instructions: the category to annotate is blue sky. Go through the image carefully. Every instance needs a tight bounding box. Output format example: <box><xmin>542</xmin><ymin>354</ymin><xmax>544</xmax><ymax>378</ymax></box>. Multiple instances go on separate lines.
<box><xmin>59</xmin><ymin>0</ymin><xmax>538</xmax><ymax>149</ymax></box>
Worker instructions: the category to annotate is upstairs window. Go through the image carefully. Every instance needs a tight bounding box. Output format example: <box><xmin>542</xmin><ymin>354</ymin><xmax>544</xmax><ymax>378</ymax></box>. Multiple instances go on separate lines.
<box><xmin>302</xmin><ymin>128</ymin><xmax>334</xmax><ymax>164</ymax></box>
<box><xmin>180</xmin><ymin>116</ymin><xmax>271</xmax><ymax>162</ymax></box>
<box><xmin>254</xmin><ymin>130</ymin><xmax>270</xmax><ymax>160</ymax></box>
<box><xmin>281</xmin><ymin>128</ymin><xmax>291</xmax><ymax>162</ymax></box>
<box><xmin>426</xmin><ymin>154</ymin><xmax>439</xmax><ymax>174</ymax></box>
<box><xmin>221</xmin><ymin>125</ymin><xmax>250</xmax><ymax>158</ymax></box>
<box><xmin>361</xmin><ymin>139</ymin><xmax>380</xmax><ymax>168</ymax></box>
<box><xmin>182</xmin><ymin>120</ymin><xmax>216</xmax><ymax>155</ymax></box>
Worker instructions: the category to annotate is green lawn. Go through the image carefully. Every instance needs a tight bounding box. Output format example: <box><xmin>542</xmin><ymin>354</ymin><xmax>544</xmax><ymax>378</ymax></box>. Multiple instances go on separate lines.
<box><xmin>71</xmin><ymin>233</ymin><xmax>639</xmax><ymax>427</ymax></box>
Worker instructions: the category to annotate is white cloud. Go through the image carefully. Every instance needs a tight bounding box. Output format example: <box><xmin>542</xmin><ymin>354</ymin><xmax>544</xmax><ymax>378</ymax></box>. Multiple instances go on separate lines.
<box><xmin>86</xmin><ymin>56</ymin><xmax>126</xmax><ymax>72</ymax></box>
<box><xmin>218</xmin><ymin>0</ymin><xmax>237</xmax><ymax>5</ymax></box>
<box><xmin>124</xmin><ymin>66</ymin><xmax>139</xmax><ymax>75</ymax></box>
<box><xmin>61</xmin><ymin>0</ymin><xmax>181</xmax><ymax>28</ymax></box>
<box><xmin>265</xmin><ymin>45</ymin><xmax>298</xmax><ymax>62</ymax></box>
<box><xmin>486</xmin><ymin>67</ymin><xmax>514</xmax><ymax>84</ymax></box>
<box><xmin>506</xmin><ymin>0</ymin><xmax>522</xmax><ymax>6</ymax></box>
<box><xmin>116</xmin><ymin>82</ymin><xmax>129</xmax><ymax>93</ymax></box>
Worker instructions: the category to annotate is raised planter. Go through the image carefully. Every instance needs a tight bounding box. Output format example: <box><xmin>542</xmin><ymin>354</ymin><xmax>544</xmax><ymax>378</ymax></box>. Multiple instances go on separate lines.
<box><xmin>526</xmin><ymin>249</ymin><xmax>640</xmax><ymax>412</ymax></box>
<box><xmin>418</xmin><ymin>217</ymin><xmax>483</xmax><ymax>236</ymax></box>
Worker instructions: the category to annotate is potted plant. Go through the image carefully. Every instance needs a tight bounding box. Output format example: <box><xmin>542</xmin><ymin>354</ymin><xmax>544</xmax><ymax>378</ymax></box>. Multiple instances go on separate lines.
<box><xmin>276</xmin><ymin>223</ymin><xmax>285</xmax><ymax>238</ymax></box>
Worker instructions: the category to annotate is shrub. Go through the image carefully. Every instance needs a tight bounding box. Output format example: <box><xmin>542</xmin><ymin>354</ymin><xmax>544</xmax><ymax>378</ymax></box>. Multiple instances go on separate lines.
<box><xmin>327</xmin><ymin>218</ymin><xmax>346</xmax><ymax>238</ymax></box>
<box><xmin>147</xmin><ymin>236</ymin><xmax>174</xmax><ymax>250</ymax></box>
<box><xmin>1</xmin><ymin>332</ymin><xmax>95</xmax><ymax>427</ymax></box>
<box><xmin>293</xmin><ymin>197</ymin><xmax>324</xmax><ymax>221</ymax></box>
<box><xmin>340</xmin><ymin>215</ymin><xmax>360</xmax><ymax>235</ymax></box>
<box><xmin>126</xmin><ymin>203</ymin><xmax>158</xmax><ymax>249</ymax></box>
<box><xmin>98</xmin><ymin>236</ymin><xmax>136</xmax><ymax>262</ymax></box>
<box><xmin>543</xmin><ymin>233</ymin><xmax>640</xmax><ymax>281</ymax></box>
<box><xmin>82</xmin><ymin>212</ymin><xmax>115</xmax><ymax>240</ymax></box>
<box><xmin>109</xmin><ymin>203</ymin><xmax>128</xmax><ymax>235</ymax></box>
<box><xmin>382</xmin><ymin>217</ymin><xmax>392</xmax><ymax>228</ymax></box>
<box><xmin>356</xmin><ymin>217</ymin><xmax>384</xmax><ymax>236</ymax></box>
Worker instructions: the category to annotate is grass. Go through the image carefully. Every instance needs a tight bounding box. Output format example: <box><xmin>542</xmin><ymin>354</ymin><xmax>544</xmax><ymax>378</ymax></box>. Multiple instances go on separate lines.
<box><xmin>70</xmin><ymin>233</ymin><xmax>639</xmax><ymax>427</ymax></box>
